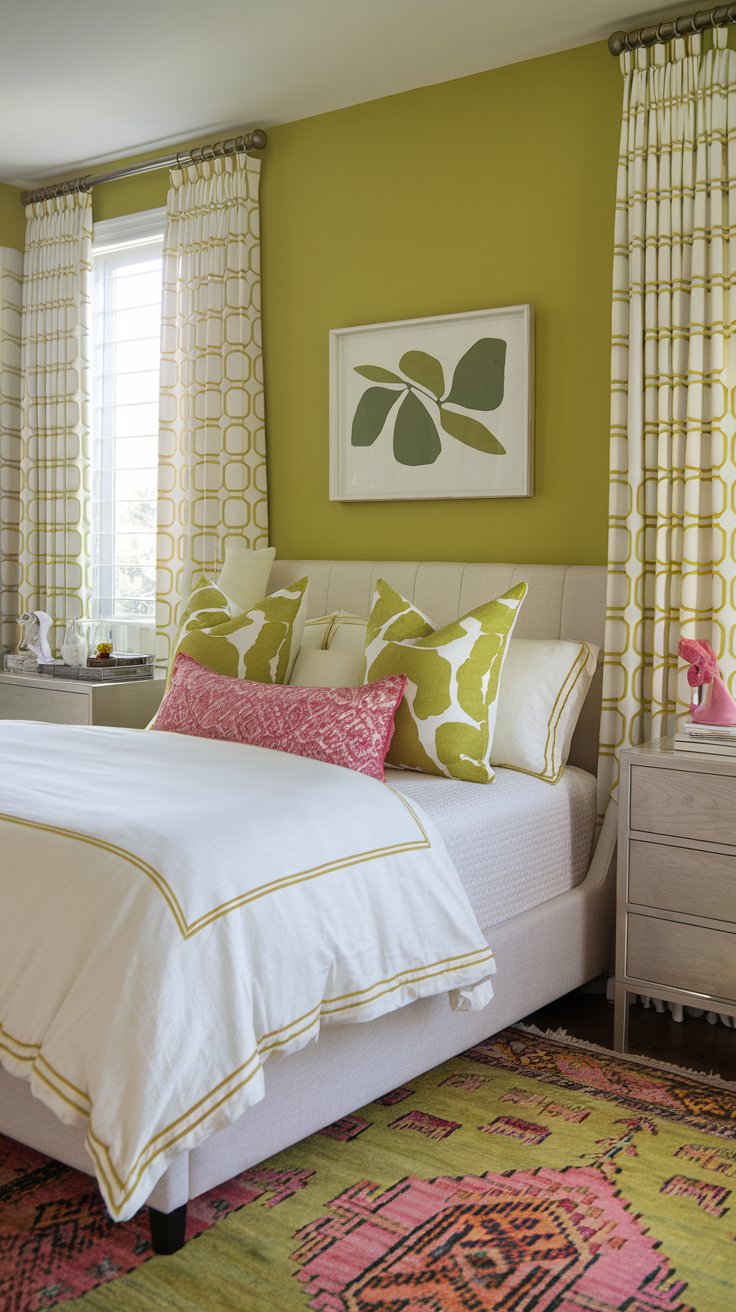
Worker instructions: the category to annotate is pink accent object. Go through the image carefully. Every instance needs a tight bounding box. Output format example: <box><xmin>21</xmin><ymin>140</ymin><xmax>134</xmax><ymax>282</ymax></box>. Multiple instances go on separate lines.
<box><xmin>690</xmin><ymin>673</ymin><xmax>736</xmax><ymax>726</ymax></box>
<box><xmin>677</xmin><ymin>637</ymin><xmax>719</xmax><ymax>687</ymax></box>
<box><xmin>154</xmin><ymin>652</ymin><xmax>406</xmax><ymax>780</ymax></box>
<box><xmin>678</xmin><ymin>636</ymin><xmax>736</xmax><ymax>725</ymax></box>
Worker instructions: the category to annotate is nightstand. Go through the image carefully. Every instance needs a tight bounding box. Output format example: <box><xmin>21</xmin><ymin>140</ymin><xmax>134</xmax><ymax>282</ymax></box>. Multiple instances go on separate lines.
<box><xmin>0</xmin><ymin>670</ymin><xmax>165</xmax><ymax>729</ymax></box>
<box><xmin>614</xmin><ymin>737</ymin><xmax>736</xmax><ymax>1052</ymax></box>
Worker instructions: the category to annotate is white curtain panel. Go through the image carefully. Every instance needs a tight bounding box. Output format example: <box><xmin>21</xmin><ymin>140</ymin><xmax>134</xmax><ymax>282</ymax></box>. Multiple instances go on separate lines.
<box><xmin>156</xmin><ymin>154</ymin><xmax>268</xmax><ymax>668</ymax></box>
<box><xmin>598</xmin><ymin>30</ymin><xmax>736</xmax><ymax>817</ymax></box>
<box><xmin>19</xmin><ymin>192</ymin><xmax>93</xmax><ymax>647</ymax></box>
<box><xmin>0</xmin><ymin>247</ymin><xmax>23</xmax><ymax>653</ymax></box>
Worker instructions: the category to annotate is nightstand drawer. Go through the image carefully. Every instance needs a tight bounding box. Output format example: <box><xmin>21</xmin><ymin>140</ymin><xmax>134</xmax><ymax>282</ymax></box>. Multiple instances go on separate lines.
<box><xmin>627</xmin><ymin>913</ymin><xmax>736</xmax><ymax>1001</ymax></box>
<box><xmin>0</xmin><ymin>683</ymin><xmax>89</xmax><ymax>724</ymax></box>
<box><xmin>630</xmin><ymin>765</ymin><xmax>736</xmax><ymax>845</ymax></box>
<box><xmin>629</xmin><ymin>840</ymin><xmax>736</xmax><ymax>923</ymax></box>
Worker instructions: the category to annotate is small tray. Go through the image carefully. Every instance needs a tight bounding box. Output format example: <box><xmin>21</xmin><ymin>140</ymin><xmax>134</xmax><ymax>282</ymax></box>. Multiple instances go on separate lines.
<box><xmin>37</xmin><ymin>662</ymin><xmax>154</xmax><ymax>682</ymax></box>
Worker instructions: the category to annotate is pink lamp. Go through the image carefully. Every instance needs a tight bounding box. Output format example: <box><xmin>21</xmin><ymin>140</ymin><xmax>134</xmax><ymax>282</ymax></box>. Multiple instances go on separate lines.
<box><xmin>678</xmin><ymin>637</ymin><xmax>736</xmax><ymax>726</ymax></box>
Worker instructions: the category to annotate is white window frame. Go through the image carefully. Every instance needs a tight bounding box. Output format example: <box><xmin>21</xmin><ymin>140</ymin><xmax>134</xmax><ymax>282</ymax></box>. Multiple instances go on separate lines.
<box><xmin>91</xmin><ymin>208</ymin><xmax>166</xmax><ymax>636</ymax></box>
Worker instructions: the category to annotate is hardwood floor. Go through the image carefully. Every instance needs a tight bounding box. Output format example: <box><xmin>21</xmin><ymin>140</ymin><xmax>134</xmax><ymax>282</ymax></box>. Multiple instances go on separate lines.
<box><xmin>527</xmin><ymin>984</ymin><xmax>736</xmax><ymax>1083</ymax></box>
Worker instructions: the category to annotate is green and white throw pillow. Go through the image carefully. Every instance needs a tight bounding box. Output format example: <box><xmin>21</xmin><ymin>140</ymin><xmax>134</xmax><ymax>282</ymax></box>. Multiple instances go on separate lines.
<box><xmin>363</xmin><ymin>579</ymin><xmax>527</xmax><ymax>784</ymax></box>
<box><xmin>173</xmin><ymin>576</ymin><xmax>309</xmax><ymax>684</ymax></box>
<box><xmin>176</xmin><ymin>575</ymin><xmax>232</xmax><ymax>645</ymax></box>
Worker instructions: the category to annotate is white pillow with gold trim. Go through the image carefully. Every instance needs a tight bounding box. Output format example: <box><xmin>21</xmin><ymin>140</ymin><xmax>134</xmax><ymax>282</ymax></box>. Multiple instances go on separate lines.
<box><xmin>326</xmin><ymin>613</ymin><xmax>369</xmax><ymax>653</ymax></box>
<box><xmin>491</xmin><ymin>638</ymin><xmax>599</xmax><ymax>782</ymax></box>
<box><xmin>297</xmin><ymin>611</ymin><xmax>367</xmax><ymax>652</ymax></box>
<box><xmin>300</xmin><ymin>615</ymin><xmax>337</xmax><ymax>650</ymax></box>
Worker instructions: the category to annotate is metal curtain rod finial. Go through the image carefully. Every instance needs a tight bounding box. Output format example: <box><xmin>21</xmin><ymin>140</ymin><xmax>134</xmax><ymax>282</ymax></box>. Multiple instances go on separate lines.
<box><xmin>609</xmin><ymin>4</ymin><xmax>736</xmax><ymax>55</ymax></box>
<box><xmin>20</xmin><ymin>128</ymin><xmax>269</xmax><ymax>206</ymax></box>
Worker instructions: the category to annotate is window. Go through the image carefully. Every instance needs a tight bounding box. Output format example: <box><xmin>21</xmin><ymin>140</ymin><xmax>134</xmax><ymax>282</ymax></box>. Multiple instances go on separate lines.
<box><xmin>91</xmin><ymin>210</ymin><xmax>165</xmax><ymax>631</ymax></box>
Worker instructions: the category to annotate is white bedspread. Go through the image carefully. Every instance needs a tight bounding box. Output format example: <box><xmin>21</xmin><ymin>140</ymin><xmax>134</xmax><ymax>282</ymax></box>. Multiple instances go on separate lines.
<box><xmin>0</xmin><ymin>722</ymin><xmax>494</xmax><ymax>1221</ymax></box>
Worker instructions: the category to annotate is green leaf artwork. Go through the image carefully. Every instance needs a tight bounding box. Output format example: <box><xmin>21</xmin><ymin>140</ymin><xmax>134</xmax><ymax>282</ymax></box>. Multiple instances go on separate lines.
<box><xmin>446</xmin><ymin>338</ymin><xmax>506</xmax><ymax>410</ymax></box>
<box><xmin>351</xmin><ymin>336</ymin><xmax>507</xmax><ymax>467</ymax></box>
<box><xmin>394</xmin><ymin>391</ymin><xmax>442</xmax><ymax>465</ymax></box>
<box><xmin>439</xmin><ymin>406</ymin><xmax>505</xmax><ymax>454</ymax></box>
<box><xmin>351</xmin><ymin>386</ymin><xmax>401</xmax><ymax>447</ymax></box>
<box><xmin>354</xmin><ymin>365</ymin><xmax>405</xmax><ymax>384</ymax></box>
<box><xmin>399</xmin><ymin>350</ymin><xmax>445</xmax><ymax>398</ymax></box>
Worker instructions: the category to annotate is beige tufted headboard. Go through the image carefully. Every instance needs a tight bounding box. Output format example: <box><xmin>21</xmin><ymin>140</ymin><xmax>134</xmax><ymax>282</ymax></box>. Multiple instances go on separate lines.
<box><xmin>268</xmin><ymin>560</ymin><xmax>607</xmax><ymax>778</ymax></box>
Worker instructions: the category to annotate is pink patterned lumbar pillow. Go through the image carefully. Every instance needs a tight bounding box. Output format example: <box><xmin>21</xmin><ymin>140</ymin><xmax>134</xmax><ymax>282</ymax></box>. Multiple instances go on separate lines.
<box><xmin>154</xmin><ymin>652</ymin><xmax>407</xmax><ymax>780</ymax></box>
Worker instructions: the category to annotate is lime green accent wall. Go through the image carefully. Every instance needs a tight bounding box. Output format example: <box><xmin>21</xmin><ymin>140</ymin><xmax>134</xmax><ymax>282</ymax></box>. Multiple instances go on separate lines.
<box><xmin>84</xmin><ymin>41</ymin><xmax>622</xmax><ymax>566</ymax></box>
<box><xmin>0</xmin><ymin>183</ymin><xmax>25</xmax><ymax>251</ymax></box>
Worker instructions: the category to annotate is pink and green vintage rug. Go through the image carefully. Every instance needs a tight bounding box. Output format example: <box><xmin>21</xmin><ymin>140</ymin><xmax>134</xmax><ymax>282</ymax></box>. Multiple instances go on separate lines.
<box><xmin>1</xmin><ymin>1026</ymin><xmax>734</xmax><ymax>1310</ymax></box>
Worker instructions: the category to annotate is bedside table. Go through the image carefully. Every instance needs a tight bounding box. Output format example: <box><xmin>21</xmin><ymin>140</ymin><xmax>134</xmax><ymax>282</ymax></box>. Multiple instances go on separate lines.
<box><xmin>0</xmin><ymin>670</ymin><xmax>165</xmax><ymax>729</ymax></box>
<box><xmin>614</xmin><ymin>736</ymin><xmax>736</xmax><ymax>1052</ymax></box>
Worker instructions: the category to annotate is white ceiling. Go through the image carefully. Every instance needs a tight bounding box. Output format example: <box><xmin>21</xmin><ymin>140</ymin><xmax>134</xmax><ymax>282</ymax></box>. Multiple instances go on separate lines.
<box><xmin>1</xmin><ymin>0</ymin><xmax>682</xmax><ymax>186</ymax></box>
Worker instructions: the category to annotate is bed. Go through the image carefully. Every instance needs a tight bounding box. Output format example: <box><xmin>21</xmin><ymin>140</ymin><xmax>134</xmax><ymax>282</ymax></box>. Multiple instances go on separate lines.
<box><xmin>0</xmin><ymin>558</ymin><xmax>615</xmax><ymax>1254</ymax></box>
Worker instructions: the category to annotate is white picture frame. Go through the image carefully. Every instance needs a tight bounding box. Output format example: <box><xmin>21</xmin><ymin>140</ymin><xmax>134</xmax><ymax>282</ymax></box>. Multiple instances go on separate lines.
<box><xmin>329</xmin><ymin>304</ymin><xmax>533</xmax><ymax>502</ymax></box>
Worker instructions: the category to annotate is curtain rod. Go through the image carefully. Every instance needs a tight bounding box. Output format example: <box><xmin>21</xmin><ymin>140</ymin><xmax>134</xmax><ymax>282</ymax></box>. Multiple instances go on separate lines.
<box><xmin>609</xmin><ymin>3</ymin><xmax>736</xmax><ymax>54</ymax></box>
<box><xmin>20</xmin><ymin>128</ymin><xmax>268</xmax><ymax>206</ymax></box>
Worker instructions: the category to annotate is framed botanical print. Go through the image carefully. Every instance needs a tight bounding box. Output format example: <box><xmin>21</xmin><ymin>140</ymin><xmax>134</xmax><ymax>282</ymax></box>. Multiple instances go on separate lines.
<box><xmin>329</xmin><ymin>304</ymin><xmax>533</xmax><ymax>501</ymax></box>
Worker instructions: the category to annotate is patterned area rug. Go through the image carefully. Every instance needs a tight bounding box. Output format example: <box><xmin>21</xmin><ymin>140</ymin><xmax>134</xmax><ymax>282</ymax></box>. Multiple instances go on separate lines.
<box><xmin>2</xmin><ymin>1027</ymin><xmax>734</xmax><ymax>1311</ymax></box>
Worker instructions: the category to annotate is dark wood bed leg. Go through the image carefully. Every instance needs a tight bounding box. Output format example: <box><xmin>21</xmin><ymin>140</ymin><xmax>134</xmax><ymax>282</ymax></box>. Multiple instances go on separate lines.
<box><xmin>149</xmin><ymin>1203</ymin><xmax>188</xmax><ymax>1254</ymax></box>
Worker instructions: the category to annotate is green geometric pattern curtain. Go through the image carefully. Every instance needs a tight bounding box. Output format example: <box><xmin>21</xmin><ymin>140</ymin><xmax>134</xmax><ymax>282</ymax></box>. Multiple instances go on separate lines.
<box><xmin>19</xmin><ymin>192</ymin><xmax>93</xmax><ymax>647</ymax></box>
<box><xmin>156</xmin><ymin>154</ymin><xmax>268</xmax><ymax>669</ymax></box>
<box><xmin>597</xmin><ymin>30</ymin><xmax>736</xmax><ymax>817</ymax></box>
<box><xmin>0</xmin><ymin>247</ymin><xmax>23</xmax><ymax>654</ymax></box>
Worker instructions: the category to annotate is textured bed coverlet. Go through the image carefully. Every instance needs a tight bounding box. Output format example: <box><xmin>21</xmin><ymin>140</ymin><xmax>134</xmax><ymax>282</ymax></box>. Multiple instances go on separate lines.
<box><xmin>0</xmin><ymin>721</ymin><xmax>494</xmax><ymax>1220</ymax></box>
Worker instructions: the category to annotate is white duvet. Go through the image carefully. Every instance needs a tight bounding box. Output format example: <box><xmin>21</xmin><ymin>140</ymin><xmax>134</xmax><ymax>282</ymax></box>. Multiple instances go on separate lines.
<box><xmin>0</xmin><ymin>721</ymin><xmax>494</xmax><ymax>1221</ymax></box>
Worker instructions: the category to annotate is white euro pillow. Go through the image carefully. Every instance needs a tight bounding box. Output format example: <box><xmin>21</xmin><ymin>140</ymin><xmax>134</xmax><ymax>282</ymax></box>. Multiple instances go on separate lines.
<box><xmin>288</xmin><ymin>647</ymin><xmax>363</xmax><ymax>688</ymax></box>
<box><xmin>491</xmin><ymin>638</ymin><xmax>599</xmax><ymax>782</ymax></box>
<box><xmin>217</xmin><ymin>541</ymin><xmax>276</xmax><ymax>615</ymax></box>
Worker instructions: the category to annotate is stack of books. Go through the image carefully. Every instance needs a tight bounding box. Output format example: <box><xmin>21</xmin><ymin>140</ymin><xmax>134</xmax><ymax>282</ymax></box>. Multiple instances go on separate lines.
<box><xmin>674</xmin><ymin>720</ymin><xmax>736</xmax><ymax>757</ymax></box>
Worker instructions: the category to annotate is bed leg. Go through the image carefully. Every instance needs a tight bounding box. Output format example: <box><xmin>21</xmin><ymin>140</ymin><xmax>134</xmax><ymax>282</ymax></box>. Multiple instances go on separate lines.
<box><xmin>149</xmin><ymin>1203</ymin><xmax>188</xmax><ymax>1254</ymax></box>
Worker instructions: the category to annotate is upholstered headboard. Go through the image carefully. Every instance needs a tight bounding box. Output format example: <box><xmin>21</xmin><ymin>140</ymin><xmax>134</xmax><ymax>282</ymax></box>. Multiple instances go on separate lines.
<box><xmin>268</xmin><ymin>560</ymin><xmax>607</xmax><ymax>777</ymax></box>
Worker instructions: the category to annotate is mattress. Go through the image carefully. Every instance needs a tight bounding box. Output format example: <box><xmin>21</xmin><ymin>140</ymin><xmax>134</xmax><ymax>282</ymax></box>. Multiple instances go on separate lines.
<box><xmin>387</xmin><ymin>765</ymin><xmax>597</xmax><ymax>930</ymax></box>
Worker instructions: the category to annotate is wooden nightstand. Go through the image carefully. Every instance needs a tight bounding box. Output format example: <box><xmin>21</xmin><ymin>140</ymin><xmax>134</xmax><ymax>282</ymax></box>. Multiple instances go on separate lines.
<box><xmin>614</xmin><ymin>737</ymin><xmax>736</xmax><ymax>1052</ymax></box>
<box><xmin>0</xmin><ymin>670</ymin><xmax>164</xmax><ymax>729</ymax></box>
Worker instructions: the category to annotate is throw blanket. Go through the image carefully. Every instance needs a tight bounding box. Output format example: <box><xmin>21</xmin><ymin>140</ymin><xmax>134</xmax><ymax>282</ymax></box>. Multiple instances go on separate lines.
<box><xmin>0</xmin><ymin>721</ymin><xmax>494</xmax><ymax>1221</ymax></box>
